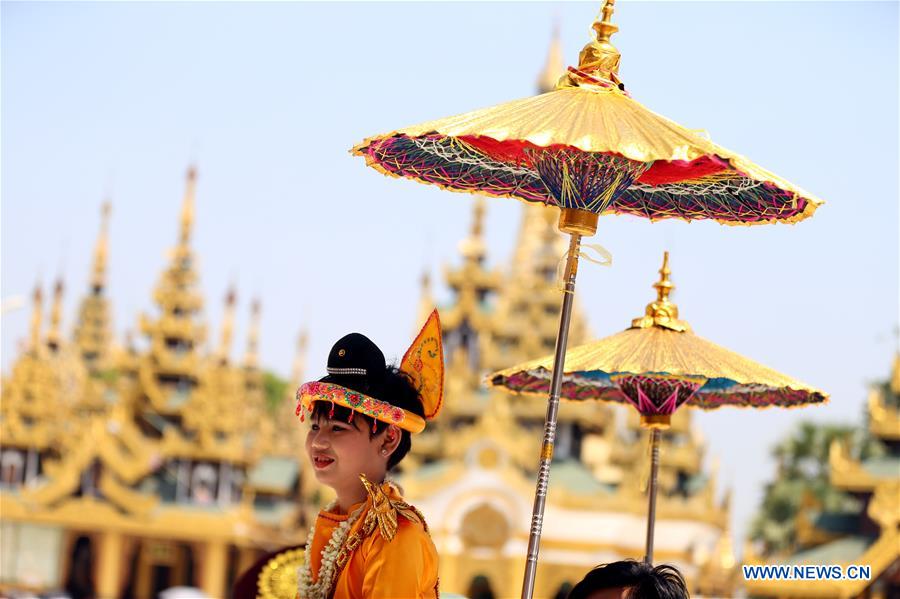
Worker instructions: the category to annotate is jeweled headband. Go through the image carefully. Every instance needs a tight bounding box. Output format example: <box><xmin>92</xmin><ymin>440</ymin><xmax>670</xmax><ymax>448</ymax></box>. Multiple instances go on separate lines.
<box><xmin>296</xmin><ymin>310</ymin><xmax>444</xmax><ymax>434</ymax></box>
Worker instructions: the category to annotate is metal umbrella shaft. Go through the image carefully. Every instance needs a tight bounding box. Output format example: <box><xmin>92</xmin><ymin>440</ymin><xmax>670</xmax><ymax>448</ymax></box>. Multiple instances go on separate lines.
<box><xmin>644</xmin><ymin>428</ymin><xmax>662</xmax><ymax>564</ymax></box>
<box><xmin>521</xmin><ymin>232</ymin><xmax>583</xmax><ymax>599</ymax></box>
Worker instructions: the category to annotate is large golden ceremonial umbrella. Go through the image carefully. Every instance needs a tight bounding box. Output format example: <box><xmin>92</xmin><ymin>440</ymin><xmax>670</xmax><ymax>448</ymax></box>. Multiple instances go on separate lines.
<box><xmin>489</xmin><ymin>252</ymin><xmax>828</xmax><ymax>563</ymax></box>
<box><xmin>352</xmin><ymin>2</ymin><xmax>822</xmax><ymax>595</ymax></box>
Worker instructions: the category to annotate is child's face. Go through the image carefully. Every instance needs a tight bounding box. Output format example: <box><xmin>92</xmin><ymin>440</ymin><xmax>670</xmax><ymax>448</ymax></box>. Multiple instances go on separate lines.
<box><xmin>305</xmin><ymin>412</ymin><xmax>382</xmax><ymax>489</ymax></box>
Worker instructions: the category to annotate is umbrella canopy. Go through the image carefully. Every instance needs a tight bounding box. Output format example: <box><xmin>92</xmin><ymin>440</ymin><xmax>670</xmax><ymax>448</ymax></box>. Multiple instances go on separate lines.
<box><xmin>489</xmin><ymin>251</ymin><xmax>827</xmax><ymax>565</ymax></box>
<box><xmin>489</xmin><ymin>252</ymin><xmax>828</xmax><ymax>418</ymax></box>
<box><xmin>352</xmin><ymin>2</ymin><xmax>822</xmax><ymax>226</ymax></box>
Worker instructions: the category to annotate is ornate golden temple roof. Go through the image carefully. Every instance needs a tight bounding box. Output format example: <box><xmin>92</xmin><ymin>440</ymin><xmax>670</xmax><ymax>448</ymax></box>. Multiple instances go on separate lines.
<box><xmin>1</xmin><ymin>166</ymin><xmax>310</xmax><ymax>598</ymax></box>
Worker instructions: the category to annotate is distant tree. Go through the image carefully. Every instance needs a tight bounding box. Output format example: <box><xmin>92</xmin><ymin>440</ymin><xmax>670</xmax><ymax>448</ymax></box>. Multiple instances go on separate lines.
<box><xmin>749</xmin><ymin>420</ymin><xmax>882</xmax><ymax>555</ymax></box>
<box><xmin>263</xmin><ymin>370</ymin><xmax>289</xmax><ymax>413</ymax></box>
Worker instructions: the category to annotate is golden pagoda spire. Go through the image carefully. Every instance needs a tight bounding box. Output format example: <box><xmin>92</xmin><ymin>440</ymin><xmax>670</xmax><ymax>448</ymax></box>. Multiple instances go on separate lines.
<box><xmin>459</xmin><ymin>196</ymin><xmax>485</xmax><ymax>264</ymax></box>
<box><xmin>475</xmin><ymin>32</ymin><xmax>593</xmax><ymax>373</ymax></box>
<box><xmin>290</xmin><ymin>330</ymin><xmax>309</xmax><ymax>386</ymax></box>
<box><xmin>244</xmin><ymin>298</ymin><xmax>261</xmax><ymax>368</ymax></box>
<box><xmin>216</xmin><ymin>285</ymin><xmax>237</xmax><ymax>364</ymax></box>
<box><xmin>485</xmin><ymin>199</ymin><xmax>584</xmax><ymax>373</ymax></box>
<box><xmin>537</xmin><ymin>20</ymin><xmax>565</xmax><ymax>94</ymax></box>
<box><xmin>713</xmin><ymin>517</ymin><xmax>737</xmax><ymax>572</ymax></box>
<box><xmin>91</xmin><ymin>201</ymin><xmax>111</xmax><ymax>291</ymax></box>
<box><xmin>472</xmin><ymin>197</ymin><xmax>484</xmax><ymax>237</ymax></box>
<box><xmin>697</xmin><ymin>514</ymin><xmax>738</xmax><ymax>596</ymax></box>
<box><xmin>137</xmin><ymin>165</ymin><xmax>206</xmax><ymax>413</ymax></box>
<box><xmin>416</xmin><ymin>269</ymin><xmax>435</xmax><ymax>331</ymax></box>
<box><xmin>440</xmin><ymin>196</ymin><xmax>501</xmax><ymax>386</ymax></box>
<box><xmin>458</xmin><ymin>197</ymin><xmax>487</xmax><ymax>264</ymax></box>
<box><xmin>29</xmin><ymin>282</ymin><xmax>43</xmax><ymax>353</ymax></box>
<box><xmin>73</xmin><ymin>202</ymin><xmax>114</xmax><ymax>374</ymax></box>
<box><xmin>631</xmin><ymin>251</ymin><xmax>689</xmax><ymax>332</ymax></box>
<box><xmin>46</xmin><ymin>278</ymin><xmax>64</xmax><ymax>351</ymax></box>
<box><xmin>179</xmin><ymin>166</ymin><xmax>197</xmax><ymax>246</ymax></box>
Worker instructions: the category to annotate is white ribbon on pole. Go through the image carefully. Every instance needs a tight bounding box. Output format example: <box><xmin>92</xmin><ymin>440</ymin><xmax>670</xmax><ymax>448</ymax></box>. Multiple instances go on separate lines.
<box><xmin>556</xmin><ymin>243</ymin><xmax>613</xmax><ymax>292</ymax></box>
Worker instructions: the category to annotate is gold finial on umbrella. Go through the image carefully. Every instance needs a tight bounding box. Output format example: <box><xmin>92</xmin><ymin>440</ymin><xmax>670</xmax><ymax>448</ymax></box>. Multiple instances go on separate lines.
<box><xmin>573</xmin><ymin>0</ymin><xmax>621</xmax><ymax>84</ymax></box>
<box><xmin>632</xmin><ymin>251</ymin><xmax>689</xmax><ymax>332</ymax></box>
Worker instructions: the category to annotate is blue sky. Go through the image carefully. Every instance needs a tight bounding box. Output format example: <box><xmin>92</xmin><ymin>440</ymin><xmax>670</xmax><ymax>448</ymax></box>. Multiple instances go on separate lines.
<box><xmin>2</xmin><ymin>1</ymin><xmax>898</xmax><ymax>549</ymax></box>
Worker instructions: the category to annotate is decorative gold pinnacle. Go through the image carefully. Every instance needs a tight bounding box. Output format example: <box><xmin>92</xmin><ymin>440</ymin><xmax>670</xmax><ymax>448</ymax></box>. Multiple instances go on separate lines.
<box><xmin>290</xmin><ymin>330</ymin><xmax>309</xmax><ymax>385</ymax></box>
<box><xmin>472</xmin><ymin>197</ymin><xmax>485</xmax><ymax>239</ymax></box>
<box><xmin>595</xmin><ymin>0</ymin><xmax>619</xmax><ymax>43</ymax></box>
<box><xmin>90</xmin><ymin>202</ymin><xmax>111</xmax><ymax>291</ymax></box>
<box><xmin>654</xmin><ymin>251</ymin><xmax>675</xmax><ymax>305</ymax></box>
<box><xmin>458</xmin><ymin>197</ymin><xmax>487</xmax><ymax>262</ymax></box>
<box><xmin>46</xmin><ymin>278</ymin><xmax>65</xmax><ymax>350</ymax></box>
<box><xmin>217</xmin><ymin>286</ymin><xmax>237</xmax><ymax>363</ymax></box>
<box><xmin>631</xmin><ymin>251</ymin><xmax>690</xmax><ymax>332</ymax></box>
<box><xmin>29</xmin><ymin>283</ymin><xmax>43</xmax><ymax>352</ymax></box>
<box><xmin>416</xmin><ymin>269</ymin><xmax>435</xmax><ymax>334</ymax></box>
<box><xmin>179</xmin><ymin>166</ymin><xmax>197</xmax><ymax>246</ymax></box>
<box><xmin>244</xmin><ymin>298</ymin><xmax>261</xmax><ymax>368</ymax></box>
<box><xmin>561</xmin><ymin>0</ymin><xmax>623</xmax><ymax>87</ymax></box>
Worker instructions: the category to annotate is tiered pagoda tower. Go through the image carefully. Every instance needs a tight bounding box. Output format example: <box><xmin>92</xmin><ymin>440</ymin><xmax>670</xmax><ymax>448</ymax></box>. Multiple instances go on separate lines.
<box><xmin>1</xmin><ymin>285</ymin><xmax>74</xmax><ymax>490</ymax></box>
<box><xmin>137</xmin><ymin>166</ymin><xmax>206</xmax><ymax>425</ymax></box>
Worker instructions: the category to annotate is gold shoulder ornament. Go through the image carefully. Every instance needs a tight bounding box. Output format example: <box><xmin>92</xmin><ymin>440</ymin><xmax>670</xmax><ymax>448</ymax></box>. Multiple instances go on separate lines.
<box><xmin>360</xmin><ymin>473</ymin><xmax>425</xmax><ymax>541</ymax></box>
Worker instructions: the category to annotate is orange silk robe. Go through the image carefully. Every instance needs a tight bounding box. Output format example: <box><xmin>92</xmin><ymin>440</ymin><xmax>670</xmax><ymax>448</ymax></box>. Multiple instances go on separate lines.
<box><xmin>306</xmin><ymin>487</ymin><xmax>439</xmax><ymax>599</ymax></box>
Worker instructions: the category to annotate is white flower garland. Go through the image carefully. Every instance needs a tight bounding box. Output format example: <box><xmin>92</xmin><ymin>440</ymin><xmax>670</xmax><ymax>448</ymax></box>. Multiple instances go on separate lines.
<box><xmin>297</xmin><ymin>500</ymin><xmax>365</xmax><ymax>599</ymax></box>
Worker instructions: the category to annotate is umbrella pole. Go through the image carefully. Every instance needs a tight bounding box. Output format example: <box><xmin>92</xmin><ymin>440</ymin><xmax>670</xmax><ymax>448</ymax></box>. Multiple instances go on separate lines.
<box><xmin>521</xmin><ymin>230</ymin><xmax>583</xmax><ymax>599</ymax></box>
<box><xmin>644</xmin><ymin>427</ymin><xmax>662</xmax><ymax>564</ymax></box>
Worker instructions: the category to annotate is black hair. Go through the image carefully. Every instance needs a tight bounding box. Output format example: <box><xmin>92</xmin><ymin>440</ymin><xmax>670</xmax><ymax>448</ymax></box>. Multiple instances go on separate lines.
<box><xmin>310</xmin><ymin>365</ymin><xmax>424</xmax><ymax>470</ymax></box>
<box><xmin>567</xmin><ymin>560</ymin><xmax>689</xmax><ymax>599</ymax></box>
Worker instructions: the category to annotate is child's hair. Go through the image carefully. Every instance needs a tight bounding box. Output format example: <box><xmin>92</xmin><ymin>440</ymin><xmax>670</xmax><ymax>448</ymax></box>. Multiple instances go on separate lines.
<box><xmin>310</xmin><ymin>365</ymin><xmax>424</xmax><ymax>470</ymax></box>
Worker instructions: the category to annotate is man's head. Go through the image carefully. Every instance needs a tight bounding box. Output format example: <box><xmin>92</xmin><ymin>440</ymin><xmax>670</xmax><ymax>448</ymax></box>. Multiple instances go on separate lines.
<box><xmin>568</xmin><ymin>561</ymin><xmax>689</xmax><ymax>599</ymax></box>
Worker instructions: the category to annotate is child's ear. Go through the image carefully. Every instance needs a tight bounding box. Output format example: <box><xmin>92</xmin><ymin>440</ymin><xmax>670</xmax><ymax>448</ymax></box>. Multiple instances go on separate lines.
<box><xmin>380</xmin><ymin>424</ymin><xmax>402</xmax><ymax>457</ymax></box>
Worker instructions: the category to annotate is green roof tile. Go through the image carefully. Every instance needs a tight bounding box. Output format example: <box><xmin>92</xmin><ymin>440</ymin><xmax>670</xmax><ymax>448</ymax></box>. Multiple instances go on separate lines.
<box><xmin>248</xmin><ymin>456</ymin><xmax>299</xmax><ymax>492</ymax></box>
<box><xmin>789</xmin><ymin>536</ymin><xmax>874</xmax><ymax>564</ymax></box>
<box><xmin>552</xmin><ymin>460</ymin><xmax>614</xmax><ymax>495</ymax></box>
<box><xmin>861</xmin><ymin>456</ymin><xmax>900</xmax><ymax>479</ymax></box>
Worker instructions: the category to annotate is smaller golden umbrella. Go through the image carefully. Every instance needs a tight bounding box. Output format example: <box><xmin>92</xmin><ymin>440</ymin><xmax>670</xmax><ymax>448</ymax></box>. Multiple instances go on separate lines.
<box><xmin>489</xmin><ymin>252</ymin><xmax>827</xmax><ymax>562</ymax></box>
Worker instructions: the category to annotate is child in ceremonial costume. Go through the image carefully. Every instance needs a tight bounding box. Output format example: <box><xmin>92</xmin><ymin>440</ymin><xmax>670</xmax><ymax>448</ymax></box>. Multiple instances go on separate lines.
<box><xmin>294</xmin><ymin>310</ymin><xmax>443</xmax><ymax>599</ymax></box>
